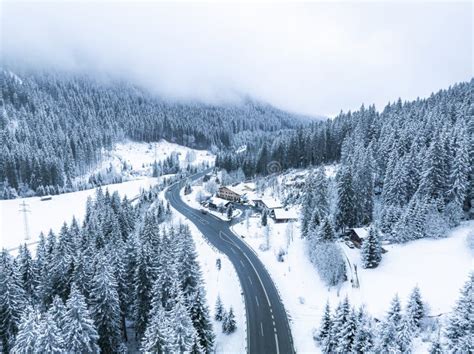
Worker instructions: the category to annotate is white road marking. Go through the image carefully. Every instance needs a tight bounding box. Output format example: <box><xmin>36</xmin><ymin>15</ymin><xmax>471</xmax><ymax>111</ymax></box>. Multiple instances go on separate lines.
<box><xmin>248</xmin><ymin>276</ymin><xmax>253</xmax><ymax>285</ymax></box>
<box><xmin>240</xmin><ymin>260</ymin><xmax>245</xmax><ymax>267</ymax></box>
<box><xmin>275</xmin><ymin>333</ymin><xmax>280</xmax><ymax>354</ymax></box>
<box><xmin>241</xmin><ymin>252</ymin><xmax>272</xmax><ymax>307</ymax></box>
<box><xmin>260</xmin><ymin>323</ymin><xmax>264</xmax><ymax>337</ymax></box>
<box><xmin>255</xmin><ymin>296</ymin><xmax>259</xmax><ymax>307</ymax></box>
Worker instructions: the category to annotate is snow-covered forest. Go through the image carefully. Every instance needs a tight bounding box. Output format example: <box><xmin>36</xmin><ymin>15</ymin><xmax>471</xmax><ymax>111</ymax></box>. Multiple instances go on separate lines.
<box><xmin>0</xmin><ymin>185</ymin><xmax>215</xmax><ymax>353</ymax></box>
<box><xmin>1</xmin><ymin>1</ymin><xmax>472</xmax><ymax>353</ymax></box>
<box><xmin>0</xmin><ymin>68</ymin><xmax>308</xmax><ymax>199</ymax></box>
<box><xmin>219</xmin><ymin>81</ymin><xmax>473</xmax><ymax>239</ymax></box>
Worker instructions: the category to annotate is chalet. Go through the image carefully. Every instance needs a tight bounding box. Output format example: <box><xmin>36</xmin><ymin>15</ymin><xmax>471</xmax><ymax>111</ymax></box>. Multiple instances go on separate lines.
<box><xmin>217</xmin><ymin>186</ymin><xmax>242</xmax><ymax>202</ymax></box>
<box><xmin>207</xmin><ymin>196</ymin><xmax>231</xmax><ymax>210</ymax></box>
<box><xmin>347</xmin><ymin>227</ymin><xmax>388</xmax><ymax>253</ymax></box>
<box><xmin>273</xmin><ymin>208</ymin><xmax>299</xmax><ymax>223</ymax></box>
<box><xmin>253</xmin><ymin>197</ymin><xmax>282</xmax><ymax>214</ymax></box>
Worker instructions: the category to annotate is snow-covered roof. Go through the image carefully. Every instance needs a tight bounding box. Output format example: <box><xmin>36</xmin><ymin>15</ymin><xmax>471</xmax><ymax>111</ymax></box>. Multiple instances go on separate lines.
<box><xmin>209</xmin><ymin>196</ymin><xmax>230</xmax><ymax>206</ymax></box>
<box><xmin>352</xmin><ymin>227</ymin><xmax>369</xmax><ymax>239</ymax></box>
<box><xmin>226</xmin><ymin>185</ymin><xmax>245</xmax><ymax>196</ymax></box>
<box><xmin>259</xmin><ymin>197</ymin><xmax>282</xmax><ymax>209</ymax></box>
<box><xmin>273</xmin><ymin>208</ymin><xmax>299</xmax><ymax>220</ymax></box>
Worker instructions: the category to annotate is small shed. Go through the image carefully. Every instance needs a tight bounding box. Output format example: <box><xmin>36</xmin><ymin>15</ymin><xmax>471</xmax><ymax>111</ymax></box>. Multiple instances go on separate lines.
<box><xmin>347</xmin><ymin>227</ymin><xmax>388</xmax><ymax>253</ymax></box>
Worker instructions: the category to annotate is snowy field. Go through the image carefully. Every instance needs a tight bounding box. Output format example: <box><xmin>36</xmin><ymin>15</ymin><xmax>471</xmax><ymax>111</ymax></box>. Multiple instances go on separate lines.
<box><xmin>0</xmin><ymin>177</ymin><xmax>158</xmax><ymax>251</ymax></box>
<box><xmin>95</xmin><ymin>140</ymin><xmax>215</xmax><ymax>178</ymax></box>
<box><xmin>232</xmin><ymin>217</ymin><xmax>474</xmax><ymax>353</ymax></box>
<box><xmin>167</xmin><ymin>192</ymin><xmax>246</xmax><ymax>353</ymax></box>
<box><xmin>1</xmin><ymin>140</ymin><xmax>215</xmax><ymax>252</ymax></box>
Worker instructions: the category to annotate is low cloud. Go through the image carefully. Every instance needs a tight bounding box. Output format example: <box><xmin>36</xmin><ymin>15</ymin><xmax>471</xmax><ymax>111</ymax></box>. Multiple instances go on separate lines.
<box><xmin>1</xmin><ymin>1</ymin><xmax>472</xmax><ymax>116</ymax></box>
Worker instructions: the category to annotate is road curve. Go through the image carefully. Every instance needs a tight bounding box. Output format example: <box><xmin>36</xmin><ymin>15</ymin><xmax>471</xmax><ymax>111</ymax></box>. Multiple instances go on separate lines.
<box><xmin>165</xmin><ymin>170</ymin><xmax>295</xmax><ymax>354</ymax></box>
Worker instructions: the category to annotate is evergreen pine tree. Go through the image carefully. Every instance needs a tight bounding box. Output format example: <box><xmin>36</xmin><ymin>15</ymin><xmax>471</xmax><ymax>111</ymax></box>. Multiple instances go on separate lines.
<box><xmin>0</xmin><ymin>256</ymin><xmax>26</xmax><ymax>352</ymax></box>
<box><xmin>429</xmin><ymin>335</ymin><xmax>443</xmax><ymax>354</ymax></box>
<box><xmin>360</xmin><ymin>226</ymin><xmax>382</xmax><ymax>268</ymax></box>
<box><xmin>34</xmin><ymin>312</ymin><xmax>66</xmax><ymax>353</ymax></box>
<box><xmin>445</xmin><ymin>272</ymin><xmax>473</xmax><ymax>352</ymax></box>
<box><xmin>418</xmin><ymin>138</ymin><xmax>448</xmax><ymax>201</ymax></box>
<box><xmin>330</xmin><ymin>297</ymin><xmax>351</xmax><ymax>349</ymax></box>
<box><xmin>261</xmin><ymin>211</ymin><xmax>268</xmax><ymax>227</ymax></box>
<box><xmin>89</xmin><ymin>255</ymin><xmax>122</xmax><ymax>352</ymax></box>
<box><xmin>48</xmin><ymin>296</ymin><xmax>66</xmax><ymax>336</ymax></box>
<box><xmin>189</xmin><ymin>290</ymin><xmax>215</xmax><ymax>353</ymax></box>
<box><xmin>378</xmin><ymin>294</ymin><xmax>403</xmax><ymax>352</ymax></box>
<box><xmin>335</xmin><ymin>308</ymin><xmax>357</xmax><ymax>352</ymax></box>
<box><xmin>215</xmin><ymin>295</ymin><xmax>224</xmax><ymax>321</ymax></box>
<box><xmin>315</xmin><ymin>218</ymin><xmax>335</xmax><ymax>243</ymax></box>
<box><xmin>17</xmin><ymin>244</ymin><xmax>37</xmax><ymax>300</ymax></box>
<box><xmin>63</xmin><ymin>284</ymin><xmax>100</xmax><ymax>353</ymax></box>
<box><xmin>316</xmin><ymin>301</ymin><xmax>332</xmax><ymax>343</ymax></box>
<box><xmin>335</xmin><ymin>166</ymin><xmax>357</xmax><ymax>232</ymax></box>
<box><xmin>406</xmin><ymin>285</ymin><xmax>425</xmax><ymax>329</ymax></box>
<box><xmin>397</xmin><ymin>314</ymin><xmax>415</xmax><ymax>352</ymax></box>
<box><xmin>222</xmin><ymin>307</ymin><xmax>236</xmax><ymax>334</ymax></box>
<box><xmin>351</xmin><ymin>307</ymin><xmax>374</xmax><ymax>353</ymax></box>
<box><xmin>141</xmin><ymin>301</ymin><xmax>171</xmax><ymax>353</ymax></box>
<box><xmin>169</xmin><ymin>291</ymin><xmax>195</xmax><ymax>353</ymax></box>
<box><xmin>133</xmin><ymin>245</ymin><xmax>155</xmax><ymax>340</ymax></box>
<box><xmin>11</xmin><ymin>306</ymin><xmax>40</xmax><ymax>353</ymax></box>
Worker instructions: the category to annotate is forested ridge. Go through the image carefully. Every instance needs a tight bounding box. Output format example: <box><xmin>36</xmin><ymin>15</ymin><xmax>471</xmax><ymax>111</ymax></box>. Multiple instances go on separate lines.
<box><xmin>219</xmin><ymin>80</ymin><xmax>474</xmax><ymax>237</ymax></box>
<box><xmin>0</xmin><ymin>68</ymin><xmax>310</xmax><ymax>198</ymax></box>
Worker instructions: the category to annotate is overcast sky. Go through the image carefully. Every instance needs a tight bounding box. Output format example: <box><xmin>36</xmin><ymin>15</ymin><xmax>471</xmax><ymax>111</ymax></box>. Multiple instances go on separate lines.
<box><xmin>1</xmin><ymin>1</ymin><xmax>472</xmax><ymax>117</ymax></box>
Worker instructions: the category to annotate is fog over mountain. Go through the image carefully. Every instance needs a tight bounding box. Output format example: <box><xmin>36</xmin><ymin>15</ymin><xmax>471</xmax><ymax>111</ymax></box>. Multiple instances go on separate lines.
<box><xmin>1</xmin><ymin>1</ymin><xmax>472</xmax><ymax>116</ymax></box>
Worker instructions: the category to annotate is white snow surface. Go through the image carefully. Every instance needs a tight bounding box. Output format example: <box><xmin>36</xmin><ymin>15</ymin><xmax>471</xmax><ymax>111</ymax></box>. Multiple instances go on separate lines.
<box><xmin>1</xmin><ymin>178</ymin><xmax>158</xmax><ymax>251</ymax></box>
<box><xmin>232</xmin><ymin>216</ymin><xmax>474</xmax><ymax>353</ymax></box>
<box><xmin>94</xmin><ymin>140</ymin><xmax>215</xmax><ymax>178</ymax></box>
<box><xmin>1</xmin><ymin>140</ymin><xmax>215</xmax><ymax>252</ymax></box>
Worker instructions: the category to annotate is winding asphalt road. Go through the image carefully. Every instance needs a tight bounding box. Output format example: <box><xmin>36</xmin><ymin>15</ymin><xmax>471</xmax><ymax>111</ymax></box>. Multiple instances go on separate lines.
<box><xmin>165</xmin><ymin>170</ymin><xmax>295</xmax><ymax>354</ymax></box>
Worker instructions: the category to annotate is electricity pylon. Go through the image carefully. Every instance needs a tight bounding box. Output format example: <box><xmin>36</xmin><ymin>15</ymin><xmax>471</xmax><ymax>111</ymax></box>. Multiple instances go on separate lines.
<box><xmin>19</xmin><ymin>201</ymin><xmax>31</xmax><ymax>241</ymax></box>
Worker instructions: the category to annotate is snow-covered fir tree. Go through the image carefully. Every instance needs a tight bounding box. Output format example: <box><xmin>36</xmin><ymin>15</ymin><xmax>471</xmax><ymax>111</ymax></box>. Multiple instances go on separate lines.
<box><xmin>214</xmin><ymin>295</ymin><xmax>224</xmax><ymax>322</ymax></box>
<box><xmin>335</xmin><ymin>166</ymin><xmax>357</xmax><ymax>232</ymax></box>
<box><xmin>315</xmin><ymin>301</ymin><xmax>332</xmax><ymax>344</ymax></box>
<box><xmin>63</xmin><ymin>284</ymin><xmax>100</xmax><ymax>353</ymax></box>
<box><xmin>222</xmin><ymin>306</ymin><xmax>237</xmax><ymax>334</ymax></box>
<box><xmin>360</xmin><ymin>226</ymin><xmax>382</xmax><ymax>268</ymax></box>
<box><xmin>405</xmin><ymin>285</ymin><xmax>425</xmax><ymax>329</ymax></box>
<box><xmin>445</xmin><ymin>272</ymin><xmax>473</xmax><ymax>352</ymax></box>
<box><xmin>89</xmin><ymin>254</ymin><xmax>123</xmax><ymax>352</ymax></box>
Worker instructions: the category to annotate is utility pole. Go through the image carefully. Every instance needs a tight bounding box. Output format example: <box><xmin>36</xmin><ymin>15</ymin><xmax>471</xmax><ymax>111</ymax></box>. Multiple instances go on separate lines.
<box><xmin>19</xmin><ymin>201</ymin><xmax>31</xmax><ymax>241</ymax></box>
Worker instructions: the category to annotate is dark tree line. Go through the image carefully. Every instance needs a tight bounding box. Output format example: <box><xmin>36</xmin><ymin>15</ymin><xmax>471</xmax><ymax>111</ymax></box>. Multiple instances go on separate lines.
<box><xmin>0</xmin><ymin>68</ymin><xmax>309</xmax><ymax>199</ymax></box>
<box><xmin>0</xmin><ymin>184</ymin><xmax>215</xmax><ymax>353</ymax></box>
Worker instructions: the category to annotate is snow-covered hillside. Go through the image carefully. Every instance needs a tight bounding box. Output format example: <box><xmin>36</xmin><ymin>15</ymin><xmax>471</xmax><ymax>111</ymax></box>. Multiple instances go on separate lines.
<box><xmin>0</xmin><ymin>177</ymin><xmax>158</xmax><ymax>251</ymax></box>
<box><xmin>81</xmin><ymin>140</ymin><xmax>215</xmax><ymax>182</ymax></box>
<box><xmin>232</xmin><ymin>216</ymin><xmax>474</xmax><ymax>353</ymax></box>
<box><xmin>1</xmin><ymin>140</ymin><xmax>215</xmax><ymax>252</ymax></box>
<box><xmin>102</xmin><ymin>140</ymin><xmax>214</xmax><ymax>175</ymax></box>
